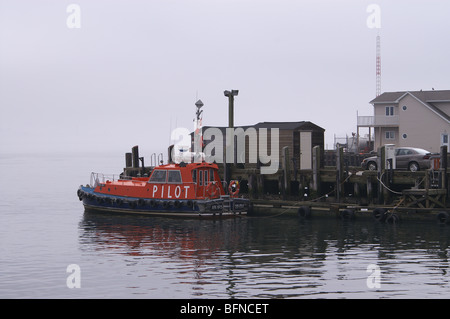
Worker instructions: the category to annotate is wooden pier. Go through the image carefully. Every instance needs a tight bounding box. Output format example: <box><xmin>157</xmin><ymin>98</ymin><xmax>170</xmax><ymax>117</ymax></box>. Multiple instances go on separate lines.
<box><xmin>231</xmin><ymin>145</ymin><xmax>450</xmax><ymax>223</ymax></box>
<box><xmin>122</xmin><ymin>144</ymin><xmax>449</xmax><ymax>223</ymax></box>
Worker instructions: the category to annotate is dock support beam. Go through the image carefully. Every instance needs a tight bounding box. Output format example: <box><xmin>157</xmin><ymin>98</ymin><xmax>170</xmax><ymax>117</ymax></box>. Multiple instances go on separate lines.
<box><xmin>336</xmin><ymin>145</ymin><xmax>344</xmax><ymax>202</ymax></box>
<box><xmin>282</xmin><ymin>146</ymin><xmax>291</xmax><ymax>197</ymax></box>
<box><xmin>224</xmin><ymin>89</ymin><xmax>239</xmax><ymax>186</ymax></box>
<box><xmin>377</xmin><ymin>146</ymin><xmax>385</xmax><ymax>204</ymax></box>
<box><xmin>132</xmin><ymin>145</ymin><xmax>139</xmax><ymax>169</ymax></box>
<box><xmin>125</xmin><ymin>152</ymin><xmax>132</xmax><ymax>168</ymax></box>
<box><xmin>367</xmin><ymin>177</ymin><xmax>373</xmax><ymax>205</ymax></box>
<box><xmin>441</xmin><ymin>146</ymin><xmax>448</xmax><ymax>198</ymax></box>
<box><xmin>312</xmin><ymin>145</ymin><xmax>321</xmax><ymax>196</ymax></box>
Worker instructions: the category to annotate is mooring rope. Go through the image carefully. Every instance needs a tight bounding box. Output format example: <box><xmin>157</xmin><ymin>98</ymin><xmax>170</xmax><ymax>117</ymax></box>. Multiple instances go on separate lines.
<box><xmin>376</xmin><ymin>172</ymin><xmax>404</xmax><ymax>195</ymax></box>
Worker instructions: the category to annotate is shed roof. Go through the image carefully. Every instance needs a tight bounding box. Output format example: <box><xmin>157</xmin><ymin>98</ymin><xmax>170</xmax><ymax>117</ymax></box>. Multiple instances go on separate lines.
<box><xmin>201</xmin><ymin>121</ymin><xmax>324</xmax><ymax>132</ymax></box>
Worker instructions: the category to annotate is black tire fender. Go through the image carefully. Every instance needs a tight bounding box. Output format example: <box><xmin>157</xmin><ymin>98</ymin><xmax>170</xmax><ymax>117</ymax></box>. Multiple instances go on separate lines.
<box><xmin>373</xmin><ymin>208</ymin><xmax>387</xmax><ymax>222</ymax></box>
<box><xmin>437</xmin><ymin>211</ymin><xmax>450</xmax><ymax>224</ymax></box>
<box><xmin>297</xmin><ymin>206</ymin><xmax>311</xmax><ymax>219</ymax></box>
<box><xmin>386</xmin><ymin>213</ymin><xmax>400</xmax><ymax>224</ymax></box>
<box><xmin>340</xmin><ymin>209</ymin><xmax>355</xmax><ymax>220</ymax></box>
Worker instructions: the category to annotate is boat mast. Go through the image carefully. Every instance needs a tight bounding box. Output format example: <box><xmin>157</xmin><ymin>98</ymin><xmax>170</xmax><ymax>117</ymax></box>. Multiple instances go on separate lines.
<box><xmin>194</xmin><ymin>99</ymin><xmax>204</xmax><ymax>162</ymax></box>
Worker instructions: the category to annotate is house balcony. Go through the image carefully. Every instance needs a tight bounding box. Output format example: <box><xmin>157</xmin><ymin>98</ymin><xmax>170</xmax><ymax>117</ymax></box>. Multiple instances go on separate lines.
<box><xmin>357</xmin><ymin>115</ymin><xmax>399</xmax><ymax>127</ymax></box>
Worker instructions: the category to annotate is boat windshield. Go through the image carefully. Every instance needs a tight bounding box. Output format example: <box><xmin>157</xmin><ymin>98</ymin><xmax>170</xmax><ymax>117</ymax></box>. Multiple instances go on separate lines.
<box><xmin>149</xmin><ymin>170</ymin><xmax>167</xmax><ymax>183</ymax></box>
<box><xmin>168</xmin><ymin>170</ymin><xmax>182</xmax><ymax>183</ymax></box>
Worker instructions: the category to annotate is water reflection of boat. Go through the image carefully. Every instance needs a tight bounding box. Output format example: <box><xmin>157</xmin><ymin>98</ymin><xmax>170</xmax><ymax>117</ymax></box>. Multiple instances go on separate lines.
<box><xmin>78</xmin><ymin>213</ymin><xmax>450</xmax><ymax>298</ymax></box>
<box><xmin>79</xmin><ymin>212</ymin><xmax>248</xmax><ymax>258</ymax></box>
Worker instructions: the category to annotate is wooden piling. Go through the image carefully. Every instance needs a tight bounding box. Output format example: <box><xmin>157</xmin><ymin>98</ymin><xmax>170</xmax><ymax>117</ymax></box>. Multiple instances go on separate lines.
<box><xmin>366</xmin><ymin>177</ymin><xmax>373</xmax><ymax>205</ymax></box>
<box><xmin>125</xmin><ymin>152</ymin><xmax>132</xmax><ymax>168</ymax></box>
<box><xmin>377</xmin><ymin>146</ymin><xmax>385</xmax><ymax>204</ymax></box>
<box><xmin>132</xmin><ymin>145</ymin><xmax>139</xmax><ymax>168</ymax></box>
<box><xmin>282</xmin><ymin>146</ymin><xmax>291</xmax><ymax>197</ymax></box>
<box><xmin>336</xmin><ymin>145</ymin><xmax>344</xmax><ymax>202</ymax></box>
<box><xmin>312</xmin><ymin>145</ymin><xmax>321</xmax><ymax>196</ymax></box>
<box><xmin>441</xmin><ymin>146</ymin><xmax>448</xmax><ymax>198</ymax></box>
<box><xmin>257</xmin><ymin>174</ymin><xmax>265</xmax><ymax>198</ymax></box>
<box><xmin>354</xmin><ymin>182</ymin><xmax>361</xmax><ymax>205</ymax></box>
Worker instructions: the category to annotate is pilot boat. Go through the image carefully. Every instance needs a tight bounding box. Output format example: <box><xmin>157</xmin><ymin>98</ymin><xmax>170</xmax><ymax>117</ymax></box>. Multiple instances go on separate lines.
<box><xmin>77</xmin><ymin>161</ymin><xmax>249</xmax><ymax>217</ymax></box>
<box><xmin>77</xmin><ymin>99</ymin><xmax>250</xmax><ymax>217</ymax></box>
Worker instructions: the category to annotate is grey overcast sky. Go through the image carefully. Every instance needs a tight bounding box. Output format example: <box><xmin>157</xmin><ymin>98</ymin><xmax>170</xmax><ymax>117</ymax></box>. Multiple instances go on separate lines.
<box><xmin>1</xmin><ymin>0</ymin><xmax>450</xmax><ymax>155</ymax></box>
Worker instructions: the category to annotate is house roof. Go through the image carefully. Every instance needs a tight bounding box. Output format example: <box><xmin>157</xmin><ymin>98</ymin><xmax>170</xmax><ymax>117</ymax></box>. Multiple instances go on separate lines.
<box><xmin>370</xmin><ymin>90</ymin><xmax>450</xmax><ymax>123</ymax></box>
<box><xmin>370</xmin><ymin>90</ymin><xmax>450</xmax><ymax>104</ymax></box>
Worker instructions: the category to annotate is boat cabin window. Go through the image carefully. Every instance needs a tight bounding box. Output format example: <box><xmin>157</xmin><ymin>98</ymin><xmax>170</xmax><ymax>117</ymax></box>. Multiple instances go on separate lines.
<box><xmin>168</xmin><ymin>170</ymin><xmax>182</xmax><ymax>183</ymax></box>
<box><xmin>149</xmin><ymin>170</ymin><xmax>167</xmax><ymax>183</ymax></box>
<box><xmin>192</xmin><ymin>170</ymin><xmax>197</xmax><ymax>183</ymax></box>
<box><xmin>199</xmin><ymin>170</ymin><xmax>203</xmax><ymax>186</ymax></box>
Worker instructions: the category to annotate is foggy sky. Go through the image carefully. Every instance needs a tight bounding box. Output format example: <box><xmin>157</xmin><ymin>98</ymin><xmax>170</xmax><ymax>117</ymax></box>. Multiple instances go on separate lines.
<box><xmin>1</xmin><ymin>0</ymin><xmax>450</xmax><ymax>156</ymax></box>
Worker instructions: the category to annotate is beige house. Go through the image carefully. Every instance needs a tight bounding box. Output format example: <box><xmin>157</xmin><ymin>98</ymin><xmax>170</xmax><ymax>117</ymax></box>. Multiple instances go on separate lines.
<box><xmin>358</xmin><ymin>90</ymin><xmax>450</xmax><ymax>153</ymax></box>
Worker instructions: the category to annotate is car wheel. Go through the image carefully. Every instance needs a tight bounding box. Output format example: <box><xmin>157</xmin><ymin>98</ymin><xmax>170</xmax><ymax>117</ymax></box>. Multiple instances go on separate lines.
<box><xmin>408</xmin><ymin>162</ymin><xmax>420</xmax><ymax>172</ymax></box>
<box><xmin>367</xmin><ymin>162</ymin><xmax>377</xmax><ymax>171</ymax></box>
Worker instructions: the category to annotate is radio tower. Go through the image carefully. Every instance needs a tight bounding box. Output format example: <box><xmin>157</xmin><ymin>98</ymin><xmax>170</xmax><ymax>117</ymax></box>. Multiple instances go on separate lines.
<box><xmin>376</xmin><ymin>34</ymin><xmax>381</xmax><ymax>97</ymax></box>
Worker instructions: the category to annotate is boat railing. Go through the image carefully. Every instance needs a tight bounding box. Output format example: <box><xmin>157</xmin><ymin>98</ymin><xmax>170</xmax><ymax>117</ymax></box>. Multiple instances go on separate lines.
<box><xmin>89</xmin><ymin>172</ymin><xmax>132</xmax><ymax>187</ymax></box>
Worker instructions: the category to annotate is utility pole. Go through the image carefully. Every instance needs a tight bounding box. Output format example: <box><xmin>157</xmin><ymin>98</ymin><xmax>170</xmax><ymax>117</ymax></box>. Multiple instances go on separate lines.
<box><xmin>223</xmin><ymin>90</ymin><xmax>239</xmax><ymax>184</ymax></box>
<box><xmin>224</xmin><ymin>90</ymin><xmax>239</xmax><ymax>128</ymax></box>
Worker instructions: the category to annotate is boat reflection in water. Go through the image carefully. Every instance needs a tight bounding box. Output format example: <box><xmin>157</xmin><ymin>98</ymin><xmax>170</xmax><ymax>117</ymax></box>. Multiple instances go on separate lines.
<box><xmin>79</xmin><ymin>211</ymin><xmax>249</xmax><ymax>258</ymax></box>
<box><xmin>78</xmin><ymin>211</ymin><xmax>450</xmax><ymax>298</ymax></box>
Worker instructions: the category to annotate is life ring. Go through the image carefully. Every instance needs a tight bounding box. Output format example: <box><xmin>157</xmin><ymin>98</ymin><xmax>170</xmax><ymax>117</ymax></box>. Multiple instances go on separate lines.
<box><xmin>228</xmin><ymin>180</ymin><xmax>240</xmax><ymax>197</ymax></box>
<box><xmin>206</xmin><ymin>182</ymin><xmax>220</xmax><ymax>198</ymax></box>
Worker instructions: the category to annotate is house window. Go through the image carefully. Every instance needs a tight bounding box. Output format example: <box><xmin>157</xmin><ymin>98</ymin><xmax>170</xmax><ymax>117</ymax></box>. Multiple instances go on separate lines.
<box><xmin>385</xmin><ymin>131</ymin><xmax>395</xmax><ymax>140</ymax></box>
<box><xmin>385</xmin><ymin>106</ymin><xmax>394</xmax><ymax>116</ymax></box>
<box><xmin>402</xmin><ymin>105</ymin><xmax>407</xmax><ymax>111</ymax></box>
<box><xmin>442</xmin><ymin>133</ymin><xmax>449</xmax><ymax>146</ymax></box>
<box><xmin>402</xmin><ymin>134</ymin><xmax>408</xmax><ymax>139</ymax></box>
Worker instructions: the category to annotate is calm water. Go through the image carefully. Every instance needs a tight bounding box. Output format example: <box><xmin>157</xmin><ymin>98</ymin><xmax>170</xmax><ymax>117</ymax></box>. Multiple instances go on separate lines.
<box><xmin>1</xmin><ymin>151</ymin><xmax>450</xmax><ymax>299</ymax></box>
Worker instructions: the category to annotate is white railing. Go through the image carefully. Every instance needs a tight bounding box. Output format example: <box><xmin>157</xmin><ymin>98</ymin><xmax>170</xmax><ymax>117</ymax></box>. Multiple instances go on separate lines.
<box><xmin>89</xmin><ymin>172</ymin><xmax>131</xmax><ymax>187</ymax></box>
<box><xmin>357</xmin><ymin>115</ymin><xmax>399</xmax><ymax>127</ymax></box>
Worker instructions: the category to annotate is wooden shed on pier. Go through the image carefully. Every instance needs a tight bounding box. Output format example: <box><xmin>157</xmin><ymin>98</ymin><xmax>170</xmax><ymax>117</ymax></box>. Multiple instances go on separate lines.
<box><xmin>192</xmin><ymin>121</ymin><xmax>325</xmax><ymax>171</ymax></box>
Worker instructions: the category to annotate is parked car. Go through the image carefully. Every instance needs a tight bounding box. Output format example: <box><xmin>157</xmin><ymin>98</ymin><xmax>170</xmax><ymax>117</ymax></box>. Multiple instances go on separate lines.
<box><xmin>361</xmin><ymin>147</ymin><xmax>436</xmax><ymax>172</ymax></box>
